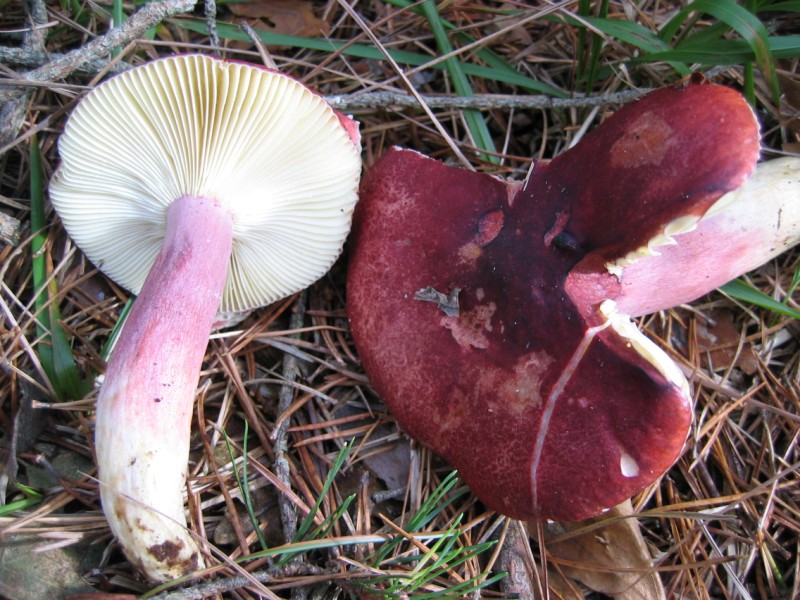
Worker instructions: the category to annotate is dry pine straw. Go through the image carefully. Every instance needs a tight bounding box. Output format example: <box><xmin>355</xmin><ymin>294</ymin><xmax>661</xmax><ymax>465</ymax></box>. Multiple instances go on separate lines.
<box><xmin>0</xmin><ymin>0</ymin><xmax>799</xmax><ymax>598</ymax></box>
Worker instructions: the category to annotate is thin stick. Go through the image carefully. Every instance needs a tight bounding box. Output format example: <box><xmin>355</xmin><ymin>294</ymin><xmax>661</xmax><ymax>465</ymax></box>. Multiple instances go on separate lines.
<box><xmin>326</xmin><ymin>89</ymin><xmax>647</xmax><ymax>111</ymax></box>
<box><xmin>147</xmin><ymin>563</ymin><xmax>337</xmax><ymax>600</ymax></box>
<box><xmin>0</xmin><ymin>0</ymin><xmax>49</xmax><ymax>148</ymax></box>
<box><xmin>274</xmin><ymin>293</ymin><xmax>306</xmax><ymax>544</ymax></box>
<box><xmin>0</xmin><ymin>0</ymin><xmax>198</xmax><ymax>102</ymax></box>
<box><xmin>0</xmin><ymin>47</ymin><xmax>131</xmax><ymax>75</ymax></box>
<box><xmin>204</xmin><ymin>0</ymin><xmax>219</xmax><ymax>55</ymax></box>
<box><xmin>273</xmin><ymin>292</ymin><xmax>307</xmax><ymax>600</ymax></box>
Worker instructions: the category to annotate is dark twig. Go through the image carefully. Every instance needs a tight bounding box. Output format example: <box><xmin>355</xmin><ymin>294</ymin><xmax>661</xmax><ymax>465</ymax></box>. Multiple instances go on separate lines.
<box><xmin>146</xmin><ymin>563</ymin><xmax>337</xmax><ymax>600</ymax></box>
<box><xmin>326</xmin><ymin>89</ymin><xmax>648</xmax><ymax>111</ymax></box>
<box><xmin>498</xmin><ymin>520</ymin><xmax>539</xmax><ymax>600</ymax></box>
<box><xmin>272</xmin><ymin>292</ymin><xmax>308</xmax><ymax>600</ymax></box>
<box><xmin>0</xmin><ymin>0</ymin><xmax>49</xmax><ymax>149</ymax></box>
<box><xmin>0</xmin><ymin>47</ymin><xmax>131</xmax><ymax>75</ymax></box>
<box><xmin>204</xmin><ymin>0</ymin><xmax>219</xmax><ymax>55</ymax></box>
<box><xmin>0</xmin><ymin>42</ymin><xmax>650</xmax><ymax>111</ymax></box>
<box><xmin>0</xmin><ymin>0</ymin><xmax>198</xmax><ymax>102</ymax></box>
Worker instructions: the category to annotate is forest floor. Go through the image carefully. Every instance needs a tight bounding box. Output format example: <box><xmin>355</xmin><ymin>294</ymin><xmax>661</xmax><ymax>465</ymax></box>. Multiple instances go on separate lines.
<box><xmin>1</xmin><ymin>1</ymin><xmax>799</xmax><ymax>598</ymax></box>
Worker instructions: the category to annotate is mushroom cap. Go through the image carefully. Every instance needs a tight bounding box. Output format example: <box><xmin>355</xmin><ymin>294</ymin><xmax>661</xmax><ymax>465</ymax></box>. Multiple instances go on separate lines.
<box><xmin>50</xmin><ymin>54</ymin><xmax>362</xmax><ymax>313</ymax></box>
<box><xmin>347</xmin><ymin>80</ymin><xmax>760</xmax><ymax>522</ymax></box>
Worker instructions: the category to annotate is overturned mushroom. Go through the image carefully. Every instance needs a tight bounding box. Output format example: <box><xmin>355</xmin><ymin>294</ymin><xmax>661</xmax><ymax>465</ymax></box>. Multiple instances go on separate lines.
<box><xmin>50</xmin><ymin>54</ymin><xmax>361</xmax><ymax>581</ymax></box>
<box><xmin>347</xmin><ymin>79</ymin><xmax>798</xmax><ymax>522</ymax></box>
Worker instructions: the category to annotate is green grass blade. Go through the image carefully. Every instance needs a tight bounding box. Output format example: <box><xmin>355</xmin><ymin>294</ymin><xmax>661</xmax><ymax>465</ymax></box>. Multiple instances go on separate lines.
<box><xmin>383</xmin><ymin>0</ymin><xmax>566</xmax><ymax>98</ymax></box>
<box><xmin>222</xmin><ymin>425</ymin><xmax>269</xmax><ymax>551</ymax></box>
<box><xmin>30</xmin><ymin>136</ymin><xmax>53</xmax><ymax>381</ymax></box>
<box><xmin>745</xmin><ymin>0</ymin><xmax>757</xmax><ymax>104</ymax></box>
<box><xmin>420</xmin><ymin>0</ymin><xmax>497</xmax><ymax>162</ymax></box>
<box><xmin>0</xmin><ymin>496</ymin><xmax>42</xmax><ymax>515</ymax></box>
<box><xmin>578</xmin><ymin>16</ymin><xmax>691</xmax><ymax>77</ymax></box>
<box><xmin>659</xmin><ymin>0</ymin><xmax>780</xmax><ymax>103</ymax></box>
<box><xmin>787</xmin><ymin>264</ymin><xmax>800</xmax><ymax>299</ymax></box>
<box><xmin>757</xmin><ymin>0</ymin><xmax>800</xmax><ymax>12</ymax></box>
<box><xmin>720</xmin><ymin>279</ymin><xmax>800</xmax><ymax>320</ymax></box>
<box><xmin>369</xmin><ymin>536</ymin><xmax>502</xmax><ymax>597</ymax></box>
<box><xmin>699</xmin><ymin>0</ymin><xmax>779</xmax><ymax>103</ymax></box>
<box><xmin>303</xmin><ymin>494</ymin><xmax>356</xmax><ymax>542</ymax></box>
<box><xmin>293</xmin><ymin>440</ymin><xmax>352</xmax><ymax>542</ymax></box>
<box><xmin>100</xmin><ymin>297</ymin><xmax>133</xmax><ymax>361</ymax></box>
<box><xmin>274</xmin><ymin>442</ymin><xmax>355</xmax><ymax>566</ymax></box>
<box><xmin>172</xmin><ymin>18</ymin><xmax>565</xmax><ymax>96</ymax></box>
<box><xmin>0</xmin><ymin>484</ymin><xmax>43</xmax><ymax>516</ymax></box>
<box><xmin>404</xmin><ymin>517</ymin><xmax>463</xmax><ymax>577</ymax></box>
<box><xmin>111</xmin><ymin>0</ymin><xmax>125</xmax><ymax>56</ymax></box>
<box><xmin>575</xmin><ymin>0</ymin><xmax>590</xmax><ymax>85</ymax></box>
<box><xmin>582</xmin><ymin>0</ymin><xmax>610</xmax><ymax>92</ymax></box>
<box><xmin>239</xmin><ymin>421</ymin><xmax>267</xmax><ymax>549</ymax></box>
<box><xmin>368</xmin><ymin>471</ymin><xmax>465</xmax><ymax>564</ymax></box>
<box><xmin>412</xmin><ymin>571</ymin><xmax>508</xmax><ymax>599</ymax></box>
<box><xmin>629</xmin><ymin>35</ymin><xmax>800</xmax><ymax>65</ymax></box>
<box><xmin>30</xmin><ymin>135</ymin><xmax>87</xmax><ymax>400</ymax></box>
<box><xmin>582</xmin><ymin>17</ymin><xmax>671</xmax><ymax>54</ymax></box>
<box><xmin>243</xmin><ymin>421</ymin><xmax>269</xmax><ymax>550</ymax></box>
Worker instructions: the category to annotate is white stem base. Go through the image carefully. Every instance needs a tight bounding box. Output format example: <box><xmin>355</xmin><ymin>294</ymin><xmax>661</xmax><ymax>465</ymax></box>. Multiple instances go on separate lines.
<box><xmin>96</xmin><ymin>195</ymin><xmax>233</xmax><ymax>582</ymax></box>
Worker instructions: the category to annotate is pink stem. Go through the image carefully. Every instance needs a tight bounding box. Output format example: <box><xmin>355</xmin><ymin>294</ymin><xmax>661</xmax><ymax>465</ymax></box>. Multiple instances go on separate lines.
<box><xmin>95</xmin><ymin>195</ymin><xmax>233</xmax><ymax>581</ymax></box>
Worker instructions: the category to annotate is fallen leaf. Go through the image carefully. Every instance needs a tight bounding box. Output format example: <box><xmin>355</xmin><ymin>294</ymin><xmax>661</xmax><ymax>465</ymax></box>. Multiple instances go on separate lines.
<box><xmin>695</xmin><ymin>309</ymin><xmax>758</xmax><ymax>375</ymax></box>
<box><xmin>540</xmin><ymin>500</ymin><xmax>666</xmax><ymax>600</ymax></box>
<box><xmin>493</xmin><ymin>2</ymin><xmax>533</xmax><ymax>45</ymax></box>
<box><xmin>229</xmin><ymin>0</ymin><xmax>330</xmax><ymax>37</ymax></box>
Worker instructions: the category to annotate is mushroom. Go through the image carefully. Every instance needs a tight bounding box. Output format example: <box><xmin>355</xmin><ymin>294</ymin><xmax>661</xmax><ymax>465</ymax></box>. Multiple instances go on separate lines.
<box><xmin>347</xmin><ymin>78</ymin><xmax>799</xmax><ymax>522</ymax></box>
<box><xmin>50</xmin><ymin>54</ymin><xmax>362</xmax><ymax>581</ymax></box>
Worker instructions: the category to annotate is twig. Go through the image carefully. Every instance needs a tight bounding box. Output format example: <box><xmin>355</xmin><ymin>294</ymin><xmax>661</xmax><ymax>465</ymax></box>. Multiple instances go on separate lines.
<box><xmin>0</xmin><ymin>47</ymin><xmax>131</xmax><ymax>75</ymax></box>
<box><xmin>0</xmin><ymin>0</ymin><xmax>49</xmax><ymax>149</ymax></box>
<box><xmin>273</xmin><ymin>292</ymin><xmax>307</xmax><ymax>600</ymax></box>
<box><xmin>326</xmin><ymin>88</ymin><xmax>648</xmax><ymax>111</ymax></box>
<box><xmin>240</xmin><ymin>22</ymin><xmax>277</xmax><ymax>69</ymax></box>
<box><xmin>22</xmin><ymin>0</ymin><xmax>48</xmax><ymax>53</ymax></box>
<box><xmin>0</xmin><ymin>0</ymin><xmax>198</xmax><ymax>103</ymax></box>
<box><xmin>273</xmin><ymin>295</ymin><xmax>306</xmax><ymax>540</ymax></box>
<box><xmin>0</xmin><ymin>40</ymin><xmax>650</xmax><ymax>111</ymax></box>
<box><xmin>146</xmin><ymin>563</ymin><xmax>336</xmax><ymax>600</ymax></box>
<box><xmin>204</xmin><ymin>0</ymin><xmax>219</xmax><ymax>55</ymax></box>
<box><xmin>498</xmin><ymin>519</ymin><xmax>539</xmax><ymax>600</ymax></box>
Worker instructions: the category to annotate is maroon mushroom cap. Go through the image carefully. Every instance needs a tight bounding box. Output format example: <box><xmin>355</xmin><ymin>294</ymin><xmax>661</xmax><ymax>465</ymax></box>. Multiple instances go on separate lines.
<box><xmin>347</xmin><ymin>79</ymin><xmax>760</xmax><ymax>522</ymax></box>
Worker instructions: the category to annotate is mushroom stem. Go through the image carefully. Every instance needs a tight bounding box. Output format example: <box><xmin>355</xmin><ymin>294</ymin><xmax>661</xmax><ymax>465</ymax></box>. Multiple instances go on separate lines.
<box><xmin>611</xmin><ymin>157</ymin><xmax>800</xmax><ymax>316</ymax></box>
<box><xmin>95</xmin><ymin>195</ymin><xmax>233</xmax><ymax>582</ymax></box>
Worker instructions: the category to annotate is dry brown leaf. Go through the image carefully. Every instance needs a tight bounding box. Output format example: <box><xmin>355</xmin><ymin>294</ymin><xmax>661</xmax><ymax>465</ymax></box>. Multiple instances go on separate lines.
<box><xmin>695</xmin><ymin>309</ymin><xmax>758</xmax><ymax>375</ymax></box>
<box><xmin>493</xmin><ymin>2</ymin><xmax>533</xmax><ymax>45</ymax></box>
<box><xmin>540</xmin><ymin>500</ymin><xmax>666</xmax><ymax>600</ymax></box>
<box><xmin>229</xmin><ymin>0</ymin><xmax>330</xmax><ymax>37</ymax></box>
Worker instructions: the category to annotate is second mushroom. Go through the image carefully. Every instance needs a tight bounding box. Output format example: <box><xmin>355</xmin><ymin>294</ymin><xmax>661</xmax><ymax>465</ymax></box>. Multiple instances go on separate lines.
<box><xmin>347</xmin><ymin>78</ymin><xmax>799</xmax><ymax>522</ymax></box>
<box><xmin>50</xmin><ymin>54</ymin><xmax>362</xmax><ymax>582</ymax></box>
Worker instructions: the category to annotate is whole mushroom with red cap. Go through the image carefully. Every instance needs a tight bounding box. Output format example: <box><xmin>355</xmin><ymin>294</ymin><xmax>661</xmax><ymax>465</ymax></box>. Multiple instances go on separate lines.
<box><xmin>50</xmin><ymin>54</ymin><xmax>362</xmax><ymax>582</ymax></box>
<box><xmin>347</xmin><ymin>78</ymin><xmax>800</xmax><ymax>522</ymax></box>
